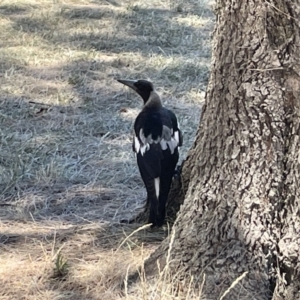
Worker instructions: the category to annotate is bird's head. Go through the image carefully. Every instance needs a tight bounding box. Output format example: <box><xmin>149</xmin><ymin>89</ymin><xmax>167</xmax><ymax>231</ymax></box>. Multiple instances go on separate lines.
<box><xmin>116</xmin><ymin>79</ymin><xmax>154</xmax><ymax>104</ymax></box>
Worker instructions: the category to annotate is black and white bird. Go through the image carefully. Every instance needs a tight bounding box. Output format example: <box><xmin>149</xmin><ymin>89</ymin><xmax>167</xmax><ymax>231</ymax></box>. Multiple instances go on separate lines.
<box><xmin>117</xmin><ymin>79</ymin><xmax>182</xmax><ymax>227</ymax></box>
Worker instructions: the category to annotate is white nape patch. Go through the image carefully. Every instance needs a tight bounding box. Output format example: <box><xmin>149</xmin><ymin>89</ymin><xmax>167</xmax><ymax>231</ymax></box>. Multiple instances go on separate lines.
<box><xmin>145</xmin><ymin>91</ymin><xmax>162</xmax><ymax>108</ymax></box>
<box><xmin>154</xmin><ymin>177</ymin><xmax>160</xmax><ymax>199</ymax></box>
<box><xmin>134</xmin><ymin>136</ymin><xmax>140</xmax><ymax>153</ymax></box>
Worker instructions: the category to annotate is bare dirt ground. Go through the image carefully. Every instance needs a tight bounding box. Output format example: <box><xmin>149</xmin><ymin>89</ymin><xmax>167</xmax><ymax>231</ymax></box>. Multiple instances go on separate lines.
<box><xmin>0</xmin><ymin>0</ymin><xmax>214</xmax><ymax>299</ymax></box>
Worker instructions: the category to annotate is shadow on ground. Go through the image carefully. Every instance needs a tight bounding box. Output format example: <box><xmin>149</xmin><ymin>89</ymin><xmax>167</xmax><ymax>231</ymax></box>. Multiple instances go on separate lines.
<box><xmin>0</xmin><ymin>0</ymin><xmax>213</xmax><ymax>297</ymax></box>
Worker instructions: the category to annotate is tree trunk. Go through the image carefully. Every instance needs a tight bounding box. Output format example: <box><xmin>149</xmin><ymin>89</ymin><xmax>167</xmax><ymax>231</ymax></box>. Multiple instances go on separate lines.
<box><xmin>145</xmin><ymin>1</ymin><xmax>300</xmax><ymax>299</ymax></box>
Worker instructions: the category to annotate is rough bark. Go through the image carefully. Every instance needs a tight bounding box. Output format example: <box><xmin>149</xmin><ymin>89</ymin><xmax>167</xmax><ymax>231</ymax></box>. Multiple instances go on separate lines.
<box><xmin>144</xmin><ymin>1</ymin><xmax>300</xmax><ymax>299</ymax></box>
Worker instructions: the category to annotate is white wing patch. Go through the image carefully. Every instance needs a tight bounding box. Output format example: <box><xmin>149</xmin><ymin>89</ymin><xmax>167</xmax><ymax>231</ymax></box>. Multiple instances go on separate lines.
<box><xmin>166</xmin><ymin>138</ymin><xmax>178</xmax><ymax>154</ymax></box>
<box><xmin>134</xmin><ymin>126</ymin><xmax>180</xmax><ymax>156</ymax></box>
<box><xmin>161</xmin><ymin>125</ymin><xmax>172</xmax><ymax>140</ymax></box>
<box><xmin>160</xmin><ymin>126</ymin><xmax>180</xmax><ymax>154</ymax></box>
<box><xmin>160</xmin><ymin>139</ymin><xmax>168</xmax><ymax>150</ymax></box>
<box><xmin>174</xmin><ymin>131</ymin><xmax>180</xmax><ymax>144</ymax></box>
<box><xmin>154</xmin><ymin>177</ymin><xmax>160</xmax><ymax>199</ymax></box>
<box><xmin>134</xmin><ymin>136</ymin><xmax>140</xmax><ymax>153</ymax></box>
<box><xmin>133</xmin><ymin>135</ymin><xmax>149</xmax><ymax>155</ymax></box>
<box><xmin>136</xmin><ymin>129</ymin><xmax>161</xmax><ymax>156</ymax></box>
<box><xmin>140</xmin><ymin>143</ymin><xmax>150</xmax><ymax>156</ymax></box>
<box><xmin>135</xmin><ymin>129</ymin><xmax>150</xmax><ymax>156</ymax></box>
<box><xmin>139</xmin><ymin>128</ymin><xmax>147</xmax><ymax>144</ymax></box>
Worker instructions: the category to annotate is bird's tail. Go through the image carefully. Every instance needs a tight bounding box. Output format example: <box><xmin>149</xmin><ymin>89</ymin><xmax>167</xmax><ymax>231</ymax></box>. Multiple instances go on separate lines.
<box><xmin>143</xmin><ymin>175</ymin><xmax>170</xmax><ymax>227</ymax></box>
<box><xmin>155</xmin><ymin>172</ymin><xmax>174</xmax><ymax>226</ymax></box>
<box><xmin>145</xmin><ymin>179</ymin><xmax>161</xmax><ymax>226</ymax></box>
<box><xmin>146</xmin><ymin>175</ymin><xmax>173</xmax><ymax>227</ymax></box>
<box><xmin>156</xmin><ymin>152</ymin><xmax>179</xmax><ymax>226</ymax></box>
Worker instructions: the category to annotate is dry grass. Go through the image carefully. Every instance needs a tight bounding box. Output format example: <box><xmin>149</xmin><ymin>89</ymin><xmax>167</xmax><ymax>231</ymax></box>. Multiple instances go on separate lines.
<box><xmin>0</xmin><ymin>0</ymin><xmax>214</xmax><ymax>298</ymax></box>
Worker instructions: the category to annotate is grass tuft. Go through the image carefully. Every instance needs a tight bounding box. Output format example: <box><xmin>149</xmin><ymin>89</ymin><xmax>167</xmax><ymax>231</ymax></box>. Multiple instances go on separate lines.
<box><xmin>52</xmin><ymin>251</ymin><xmax>69</xmax><ymax>279</ymax></box>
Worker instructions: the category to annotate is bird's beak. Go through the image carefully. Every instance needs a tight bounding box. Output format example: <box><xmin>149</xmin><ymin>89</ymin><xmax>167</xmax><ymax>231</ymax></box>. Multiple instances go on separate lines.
<box><xmin>116</xmin><ymin>79</ymin><xmax>137</xmax><ymax>91</ymax></box>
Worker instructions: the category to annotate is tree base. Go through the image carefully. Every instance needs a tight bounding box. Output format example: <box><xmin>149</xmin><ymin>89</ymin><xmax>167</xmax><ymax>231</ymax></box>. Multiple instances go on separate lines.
<box><xmin>121</xmin><ymin>164</ymin><xmax>185</xmax><ymax>227</ymax></box>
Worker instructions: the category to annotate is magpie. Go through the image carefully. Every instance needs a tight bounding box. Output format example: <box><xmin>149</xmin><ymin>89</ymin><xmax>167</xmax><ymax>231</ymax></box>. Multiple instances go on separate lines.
<box><xmin>117</xmin><ymin>79</ymin><xmax>183</xmax><ymax>227</ymax></box>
